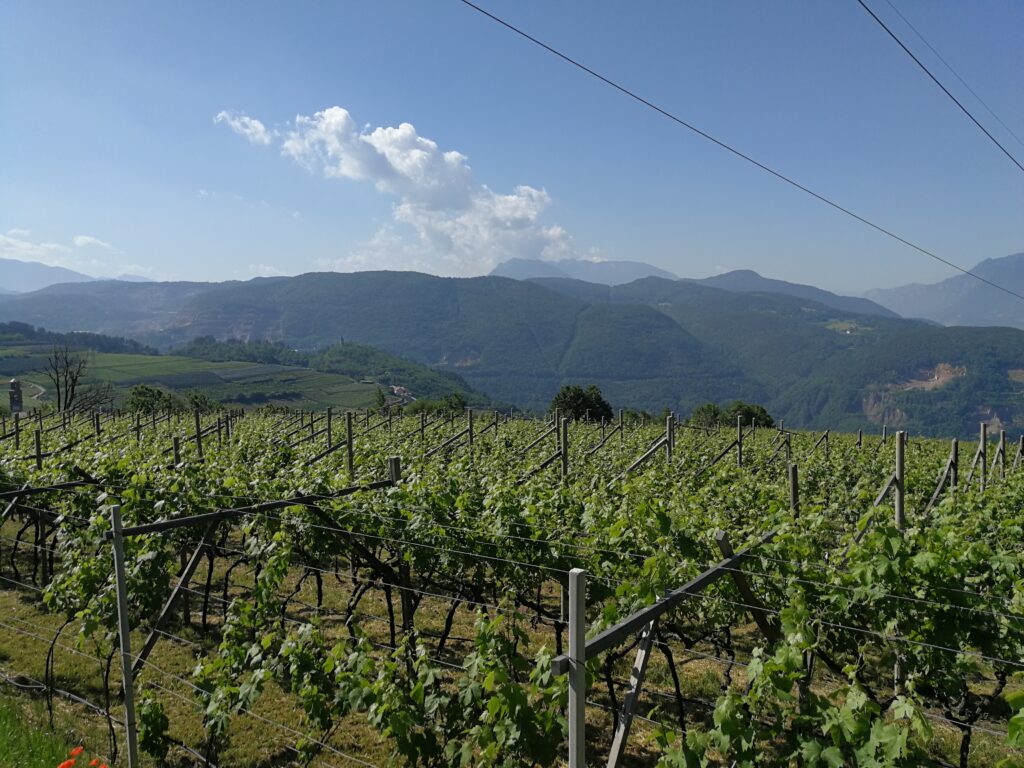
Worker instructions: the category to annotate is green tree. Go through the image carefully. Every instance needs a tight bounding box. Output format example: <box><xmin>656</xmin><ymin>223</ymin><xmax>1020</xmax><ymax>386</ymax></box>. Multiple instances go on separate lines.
<box><xmin>186</xmin><ymin>390</ymin><xmax>222</xmax><ymax>414</ymax></box>
<box><xmin>722</xmin><ymin>400</ymin><xmax>774</xmax><ymax>428</ymax></box>
<box><xmin>442</xmin><ymin>391</ymin><xmax>466</xmax><ymax>413</ymax></box>
<box><xmin>549</xmin><ymin>384</ymin><xmax>613</xmax><ymax>422</ymax></box>
<box><xmin>689</xmin><ymin>402</ymin><xmax>723</xmax><ymax>427</ymax></box>
<box><xmin>404</xmin><ymin>391</ymin><xmax>467</xmax><ymax>415</ymax></box>
<box><xmin>125</xmin><ymin>384</ymin><xmax>181</xmax><ymax>414</ymax></box>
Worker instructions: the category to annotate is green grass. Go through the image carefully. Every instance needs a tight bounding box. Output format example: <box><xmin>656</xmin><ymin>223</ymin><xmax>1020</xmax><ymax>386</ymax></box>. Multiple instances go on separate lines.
<box><xmin>0</xmin><ymin>349</ymin><xmax>382</xmax><ymax>411</ymax></box>
<box><xmin>0</xmin><ymin>692</ymin><xmax>75</xmax><ymax>768</ymax></box>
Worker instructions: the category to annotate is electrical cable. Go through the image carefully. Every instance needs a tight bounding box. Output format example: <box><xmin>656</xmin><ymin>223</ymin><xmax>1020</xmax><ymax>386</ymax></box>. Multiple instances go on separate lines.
<box><xmin>857</xmin><ymin>0</ymin><xmax>1024</xmax><ymax>175</ymax></box>
<box><xmin>457</xmin><ymin>0</ymin><xmax>1024</xmax><ymax>303</ymax></box>
<box><xmin>881</xmin><ymin>0</ymin><xmax>1024</xmax><ymax>152</ymax></box>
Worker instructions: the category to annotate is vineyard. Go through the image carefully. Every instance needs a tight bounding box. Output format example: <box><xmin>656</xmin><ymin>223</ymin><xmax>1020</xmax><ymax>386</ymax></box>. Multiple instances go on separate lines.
<box><xmin>1</xmin><ymin>407</ymin><xmax>1023</xmax><ymax>768</ymax></box>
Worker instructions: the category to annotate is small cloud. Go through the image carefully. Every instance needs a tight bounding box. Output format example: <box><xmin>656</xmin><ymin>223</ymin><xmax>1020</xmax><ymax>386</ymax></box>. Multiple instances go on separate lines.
<box><xmin>0</xmin><ymin>231</ymin><xmax>130</xmax><ymax>276</ymax></box>
<box><xmin>0</xmin><ymin>232</ymin><xmax>69</xmax><ymax>263</ymax></box>
<box><xmin>5</xmin><ymin>228</ymin><xmax>31</xmax><ymax>238</ymax></box>
<box><xmin>248</xmin><ymin>263</ymin><xmax>289</xmax><ymax>277</ymax></box>
<box><xmin>196</xmin><ymin>189</ymin><xmax>213</xmax><ymax>198</ymax></box>
<box><xmin>116</xmin><ymin>263</ymin><xmax>151</xmax><ymax>275</ymax></box>
<box><xmin>72</xmin><ymin>235</ymin><xmax>112</xmax><ymax>249</ymax></box>
<box><xmin>214</xmin><ymin>110</ymin><xmax>273</xmax><ymax>145</ymax></box>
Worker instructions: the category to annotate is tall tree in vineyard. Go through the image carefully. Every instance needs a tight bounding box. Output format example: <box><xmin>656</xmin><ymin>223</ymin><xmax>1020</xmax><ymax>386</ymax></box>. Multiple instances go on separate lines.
<box><xmin>41</xmin><ymin>345</ymin><xmax>114</xmax><ymax>413</ymax></box>
<box><xmin>549</xmin><ymin>384</ymin><xmax>613</xmax><ymax>421</ymax></box>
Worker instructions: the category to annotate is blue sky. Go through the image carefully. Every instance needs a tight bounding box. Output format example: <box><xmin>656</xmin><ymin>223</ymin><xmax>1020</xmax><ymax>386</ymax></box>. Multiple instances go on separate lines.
<box><xmin>1</xmin><ymin>1</ymin><xmax>1022</xmax><ymax>293</ymax></box>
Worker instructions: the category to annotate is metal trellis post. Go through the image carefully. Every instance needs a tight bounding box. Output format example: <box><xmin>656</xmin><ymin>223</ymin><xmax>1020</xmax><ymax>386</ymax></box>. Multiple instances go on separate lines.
<box><xmin>568</xmin><ymin>567</ymin><xmax>586</xmax><ymax>768</ymax></box>
<box><xmin>110</xmin><ymin>504</ymin><xmax>140</xmax><ymax>768</ymax></box>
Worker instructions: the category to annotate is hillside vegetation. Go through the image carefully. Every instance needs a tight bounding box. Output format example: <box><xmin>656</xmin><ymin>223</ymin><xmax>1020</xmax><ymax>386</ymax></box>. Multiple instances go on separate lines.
<box><xmin>0</xmin><ymin>325</ymin><xmax>482</xmax><ymax>412</ymax></box>
<box><xmin>2</xmin><ymin>272</ymin><xmax>1024</xmax><ymax>435</ymax></box>
<box><xmin>177</xmin><ymin>337</ymin><xmax>487</xmax><ymax>403</ymax></box>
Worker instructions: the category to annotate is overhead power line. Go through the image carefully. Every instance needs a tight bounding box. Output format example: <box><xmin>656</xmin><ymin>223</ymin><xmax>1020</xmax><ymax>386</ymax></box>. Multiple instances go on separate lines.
<box><xmin>882</xmin><ymin>0</ymin><xmax>1024</xmax><ymax>153</ymax></box>
<box><xmin>856</xmin><ymin>0</ymin><xmax>1024</xmax><ymax>177</ymax></box>
<box><xmin>457</xmin><ymin>0</ymin><xmax>1024</xmax><ymax>305</ymax></box>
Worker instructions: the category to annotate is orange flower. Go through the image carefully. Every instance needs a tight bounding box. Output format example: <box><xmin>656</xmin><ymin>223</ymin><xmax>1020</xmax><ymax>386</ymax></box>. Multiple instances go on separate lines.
<box><xmin>90</xmin><ymin>760</ymin><xmax>100</xmax><ymax>767</ymax></box>
<box><xmin>57</xmin><ymin>760</ymin><xmax>76</xmax><ymax>768</ymax></box>
<box><xmin>69</xmin><ymin>747</ymin><xmax>84</xmax><ymax>757</ymax></box>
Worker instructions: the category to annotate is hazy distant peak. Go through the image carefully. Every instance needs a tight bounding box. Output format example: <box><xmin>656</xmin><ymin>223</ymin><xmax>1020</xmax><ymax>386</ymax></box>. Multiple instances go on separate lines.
<box><xmin>868</xmin><ymin>251</ymin><xmax>1024</xmax><ymax>328</ymax></box>
<box><xmin>0</xmin><ymin>257</ymin><xmax>95</xmax><ymax>293</ymax></box>
<box><xmin>490</xmin><ymin>257</ymin><xmax>677</xmax><ymax>285</ymax></box>
<box><xmin>693</xmin><ymin>269</ymin><xmax>899</xmax><ymax>318</ymax></box>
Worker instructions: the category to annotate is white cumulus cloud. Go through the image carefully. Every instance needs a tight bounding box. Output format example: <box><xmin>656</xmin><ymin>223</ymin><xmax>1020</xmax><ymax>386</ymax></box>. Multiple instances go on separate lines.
<box><xmin>214</xmin><ymin>111</ymin><xmax>273</xmax><ymax>146</ymax></box>
<box><xmin>221</xmin><ymin>105</ymin><xmax>576</xmax><ymax>274</ymax></box>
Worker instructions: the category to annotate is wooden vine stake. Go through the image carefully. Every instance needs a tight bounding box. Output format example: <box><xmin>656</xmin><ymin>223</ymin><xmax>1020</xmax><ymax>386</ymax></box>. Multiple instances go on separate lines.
<box><xmin>560</xmin><ymin>417</ymin><xmax>569</xmax><ymax>479</ymax></box>
<box><xmin>194</xmin><ymin>410</ymin><xmax>203</xmax><ymax>460</ymax></box>
<box><xmin>736</xmin><ymin>414</ymin><xmax>743</xmax><ymax>468</ymax></box>
<box><xmin>980</xmin><ymin>422</ymin><xmax>987</xmax><ymax>492</ymax></box>
<box><xmin>346</xmin><ymin>411</ymin><xmax>355</xmax><ymax>479</ymax></box>
<box><xmin>788</xmin><ymin>463</ymin><xmax>799</xmax><ymax>514</ymax></box>
<box><xmin>998</xmin><ymin>429</ymin><xmax>1006</xmax><ymax>481</ymax></box>
<box><xmin>894</xmin><ymin>431</ymin><xmax>905</xmax><ymax>531</ymax></box>
<box><xmin>893</xmin><ymin>431</ymin><xmax>907</xmax><ymax>694</ymax></box>
<box><xmin>606</xmin><ymin>619</ymin><xmax>657</xmax><ymax>768</ymax></box>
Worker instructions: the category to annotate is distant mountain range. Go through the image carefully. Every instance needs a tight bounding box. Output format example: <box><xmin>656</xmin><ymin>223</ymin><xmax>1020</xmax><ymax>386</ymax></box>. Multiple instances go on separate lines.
<box><xmin>868</xmin><ymin>252</ymin><xmax>1024</xmax><ymax>328</ymax></box>
<box><xmin>0</xmin><ymin>258</ymin><xmax>153</xmax><ymax>293</ymax></box>
<box><xmin>491</xmin><ymin>259</ymin><xmax>898</xmax><ymax>318</ymax></box>
<box><xmin>490</xmin><ymin>257</ymin><xmax>678</xmax><ymax>285</ymax></box>
<box><xmin>8</xmin><ymin>252</ymin><xmax>1024</xmax><ymax>328</ymax></box>
<box><xmin>689</xmin><ymin>269</ymin><xmax>898</xmax><ymax>319</ymax></box>
<box><xmin>2</xmin><ymin>267</ymin><xmax>1024</xmax><ymax>436</ymax></box>
<box><xmin>0</xmin><ymin>258</ymin><xmax>94</xmax><ymax>292</ymax></box>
